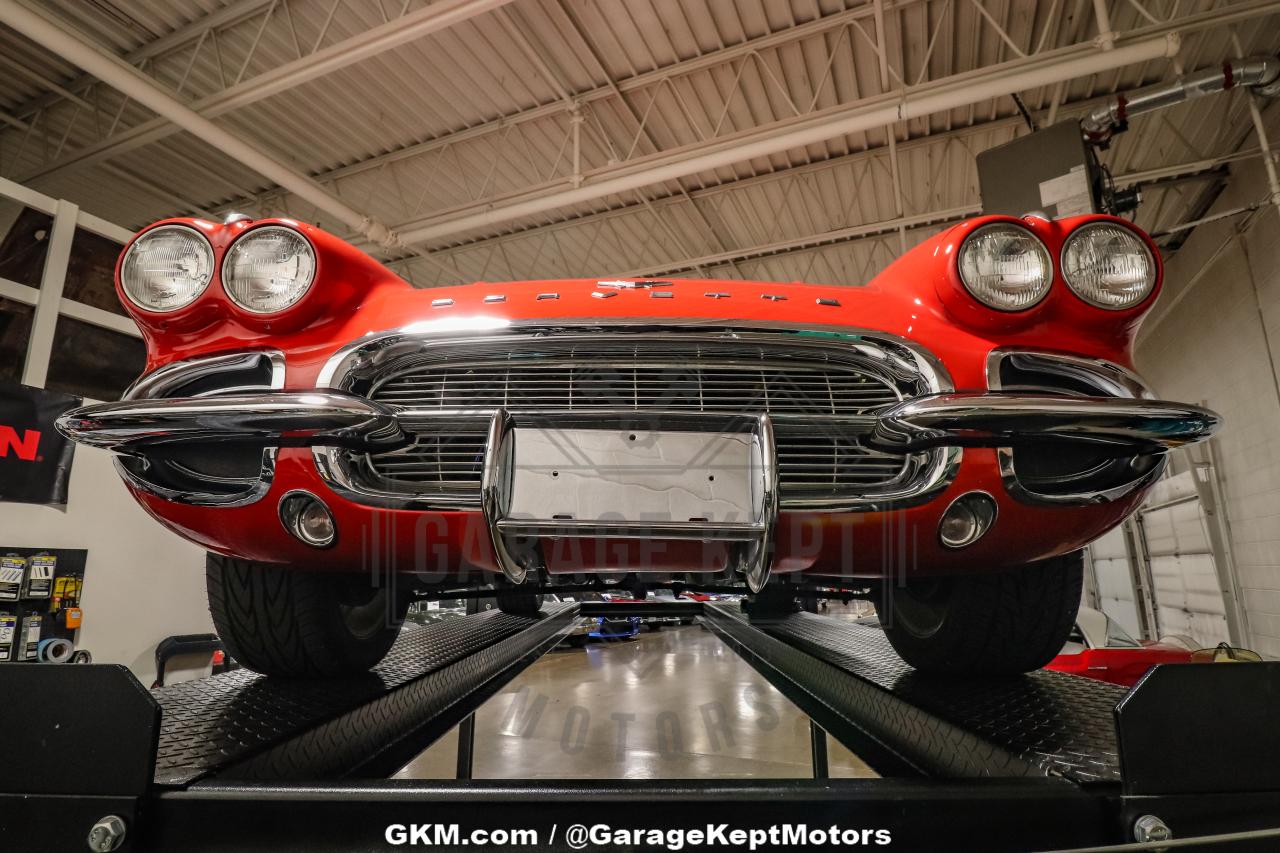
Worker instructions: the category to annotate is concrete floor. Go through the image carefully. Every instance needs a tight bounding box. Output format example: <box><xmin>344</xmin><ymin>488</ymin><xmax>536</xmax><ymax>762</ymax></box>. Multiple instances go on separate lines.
<box><xmin>395</xmin><ymin>614</ymin><xmax>876</xmax><ymax>780</ymax></box>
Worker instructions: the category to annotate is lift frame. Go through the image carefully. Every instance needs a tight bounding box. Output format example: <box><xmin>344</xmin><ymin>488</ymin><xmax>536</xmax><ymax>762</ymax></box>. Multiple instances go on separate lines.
<box><xmin>2</xmin><ymin>599</ymin><xmax>1279</xmax><ymax>852</ymax></box>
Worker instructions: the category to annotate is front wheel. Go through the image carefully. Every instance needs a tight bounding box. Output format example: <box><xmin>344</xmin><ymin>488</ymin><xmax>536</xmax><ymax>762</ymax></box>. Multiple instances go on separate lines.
<box><xmin>206</xmin><ymin>554</ymin><xmax>406</xmax><ymax>678</ymax></box>
<box><xmin>878</xmin><ymin>551</ymin><xmax>1083</xmax><ymax>676</ymax></box>
<box><xmin>494</xmin><ymin>580</ymin><xmax>544</xmax><ymax>616</ymax></box>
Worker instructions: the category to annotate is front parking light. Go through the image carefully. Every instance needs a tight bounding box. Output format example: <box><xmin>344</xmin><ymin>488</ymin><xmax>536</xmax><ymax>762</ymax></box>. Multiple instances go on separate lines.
<box><xmin>279</xmin><ymin>491</ymin><xmax>337</xmax><ymax>548</ymax></box>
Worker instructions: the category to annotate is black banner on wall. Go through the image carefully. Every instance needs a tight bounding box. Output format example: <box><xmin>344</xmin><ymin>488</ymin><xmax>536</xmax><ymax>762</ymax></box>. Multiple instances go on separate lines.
<box><xmin>0</xmin><ymin>380</ymin><xmax>81</xmax><ymax>508</ymax></box>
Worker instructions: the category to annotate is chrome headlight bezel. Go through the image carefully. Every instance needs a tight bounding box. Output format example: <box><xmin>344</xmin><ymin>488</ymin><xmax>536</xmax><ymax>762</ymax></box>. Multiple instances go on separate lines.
<box><xmin>956</xmin><ymin>223</ymin><xmax>1054</xmax><ymax>312</ymax></box>
<box><xmin>119</xmin><ymin>224</ymin><xmax>215</xmax><ymax>313</ymax></box>
<box><xmin>1061</xmin><ymin>222</ymin><xmax>1157</xmax><ymax>310</ymax></box>
<box><xmin>221</xmin><ymin>225</ymin><xmax>318</xmax><ymax>315</ymax></box>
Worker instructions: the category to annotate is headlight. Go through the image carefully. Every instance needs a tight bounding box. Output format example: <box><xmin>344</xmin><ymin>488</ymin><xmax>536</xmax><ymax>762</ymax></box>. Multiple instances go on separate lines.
<box><xmin>1062</xmin><ymin>223</ymin><xmax>1156</xmax><ymax>309</ymax></box>
<box><xmin>120</xmin><ymin>225</ymin><xmax>214</xmax><ymax>312</ymax></box>
<box><xmin>957</xmin><ymin>224</ymin><xmax>1053</xmax><ymax>311</ymax></box>
<box><xmin>222</xmin><ymin>226</ymin><xmax>317</xmax><ymax>313</ymax></box>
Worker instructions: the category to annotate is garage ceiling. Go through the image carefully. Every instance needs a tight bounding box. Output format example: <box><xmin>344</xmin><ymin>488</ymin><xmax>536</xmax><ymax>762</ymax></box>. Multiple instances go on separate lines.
<box><xmin>1</xmin><ymin>0</ymin><xmax>1278</xmax><ymax>287</ymax></box>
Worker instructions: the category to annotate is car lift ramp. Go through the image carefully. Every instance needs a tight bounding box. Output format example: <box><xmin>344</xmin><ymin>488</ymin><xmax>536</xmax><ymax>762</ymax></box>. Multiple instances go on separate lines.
<box><xmin>3</xmin><ymin>599</ymin><xmax>1280</xmax><ymax>853</ymax></box>
<box><xmin>700</xmin><ymin>604</ymin><xmax>1124</xmax><ymax>782</ymax></box>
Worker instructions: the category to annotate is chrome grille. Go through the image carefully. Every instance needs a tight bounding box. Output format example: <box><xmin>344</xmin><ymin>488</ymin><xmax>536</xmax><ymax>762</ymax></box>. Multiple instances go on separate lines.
<box><xmin>371</xmin><ymin>361</ymin><xmax>901</xmax><ymax>415</ymax></box>
<box><xmin>356</xmin><ymin>339</ymin><xmax>918</xmax><ymax>504</ymax></box>
<box><xmin>365</xmin><ymin>428</ymin><xmax>909</xmax><ymax>501</ymax></box>
<box><xmin>366</xmin><ymin>429</ymin><xmax>488</xmax><ymax>491</ymax></box>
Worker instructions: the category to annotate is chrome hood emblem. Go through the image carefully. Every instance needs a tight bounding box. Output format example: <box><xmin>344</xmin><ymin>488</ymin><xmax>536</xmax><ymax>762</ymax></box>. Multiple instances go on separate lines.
<box><xmin>597</xmin><ymin>279</ymin><xmax>673</xmax><ymax>289</ymax></box>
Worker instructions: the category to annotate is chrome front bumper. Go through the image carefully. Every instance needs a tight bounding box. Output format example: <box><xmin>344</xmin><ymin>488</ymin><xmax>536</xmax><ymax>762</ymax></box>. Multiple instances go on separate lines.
<box><xmin>57</xmin><ymin>391</ymin><xmax>1219</xmax><ymax>456</ymax></box>
<box><xmin>58</xmin><ymin>389</ymin><xmax>1219</xmax><ymax>591</ymax></box>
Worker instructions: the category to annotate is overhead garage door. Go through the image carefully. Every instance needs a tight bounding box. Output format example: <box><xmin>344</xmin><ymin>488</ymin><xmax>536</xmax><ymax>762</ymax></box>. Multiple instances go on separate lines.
<box><xmin>1086</xmin><ymin>448</ymin><xmax>1245</xmax><ymax>648</ymax></box>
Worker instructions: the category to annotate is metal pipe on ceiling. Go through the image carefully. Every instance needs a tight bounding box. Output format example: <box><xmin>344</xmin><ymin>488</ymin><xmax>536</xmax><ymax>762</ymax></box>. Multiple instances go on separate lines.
<box><xmin>393</xmin><ymin>33</ymin><xmax>1181</xmax><ymax>247</ymax></box>
<box><xmin>1081</xmin><ymin>55</ymin><xmax>1280</xmax><ymax>137</ymax></box>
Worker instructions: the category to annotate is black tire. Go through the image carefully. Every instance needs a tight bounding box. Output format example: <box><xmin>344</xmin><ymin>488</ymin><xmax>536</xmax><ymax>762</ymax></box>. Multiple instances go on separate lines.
<box><xmin>206</xmin><ymin>554</ymin><xmax>406</xmax><ymax>678</ymax></box>
<box><xmin>878</xmin><ymin>551</ymin><xmax>1084</xmax><ymax>676</ymax></box>
<box><xmin>495</xmin><ymin>586</ymin><xmax>544</xmax><ymax>616</ymax></box>
<box><xmin>742</xmin><ymin>587</ymin><xmax>800</xmax><ymax>616</ymax></box>
<box><xmin>567</xmin><ymin>635</ymin><xmax>588</xmax><ymax>648</ymax></box>
<box><xmin>799</xmin><ymin>592</ymin><xmax>820</xmax><ymax>614</ymax></box>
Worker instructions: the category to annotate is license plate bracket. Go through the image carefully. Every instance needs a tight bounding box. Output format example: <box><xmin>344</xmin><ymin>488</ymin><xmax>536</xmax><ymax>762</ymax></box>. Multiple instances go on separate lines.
<box><xmin>480</xmin><ymin>412</ymin><xmax>778</xmax><ymax>590</ymax></box>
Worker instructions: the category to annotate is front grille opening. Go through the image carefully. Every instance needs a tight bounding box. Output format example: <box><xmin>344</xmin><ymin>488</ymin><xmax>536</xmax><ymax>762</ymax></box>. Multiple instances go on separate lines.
<box><xmin>342</xmin><ymin>334</ymin><xmax>932</xmax><ymax>509</ymax></box>
<box><xmin>1013</xmin><ymin>446</ymin><xmax>1161</xmax><ymax>498</ymax></box>
<box><xmin>364</xmin><ymin>425</ymin><xmax>911</xmax><ymax>502</ymax></box>
<box><xmin>119</xmin><ymin>447</ymin><xmax>266</xmax><ymax>500</ymax></box>
<box><xmin>997</xmin><ymin>352</ymin><xmax>1157</xmax><ymax>499</ymax></box>
<box><xmin>998</xmin><ymin>354</ymin><xmax>1123</xmax><ymax>397</ymax></box>
<box><xmin>124</xmin><ymin>351</ymin><xmax>280</xmax><ymax>499</ymax></box>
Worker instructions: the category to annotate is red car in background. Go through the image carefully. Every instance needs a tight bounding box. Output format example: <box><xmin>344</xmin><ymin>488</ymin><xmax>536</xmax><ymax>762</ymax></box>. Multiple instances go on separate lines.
<box><xmin>1047</xmin><ymin>606</ymin><xmax>1194</xmax><ymax>687</ymax></box>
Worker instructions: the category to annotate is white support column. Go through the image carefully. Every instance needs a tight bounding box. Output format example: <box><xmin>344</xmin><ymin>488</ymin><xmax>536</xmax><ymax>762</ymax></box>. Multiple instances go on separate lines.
<box><xmin>57</xmin><ymin>298</ymin><xmax>142</xmax><ymax>338</ymax></box>
<box><xmin>21</xmin><ymin>198</ymin><xmax>77</xmax><ymax>388</ymax></box>
<box><xmin>0</xmin><ymin>277</ymin><xmax>39</xmax><ymax>306</ymax></box>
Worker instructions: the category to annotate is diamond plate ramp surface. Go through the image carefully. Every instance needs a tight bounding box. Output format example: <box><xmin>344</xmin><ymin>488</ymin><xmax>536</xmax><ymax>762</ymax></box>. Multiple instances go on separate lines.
<box><xmin>152</xmin><ymin>603</ymin><xmax>574</xmax><ymax>786</ymax></box>
<box><xmin>704</xmin><ymin>605</ymin><xmax>1122</xmax><ymax>782</ymax></box>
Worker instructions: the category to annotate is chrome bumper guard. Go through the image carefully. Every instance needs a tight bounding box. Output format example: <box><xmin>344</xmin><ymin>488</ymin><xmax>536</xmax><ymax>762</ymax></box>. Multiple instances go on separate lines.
<box><xmin>57</xmin><ymin>391</ymin><xmax>1219</xmax><ymax>589</ymax></box>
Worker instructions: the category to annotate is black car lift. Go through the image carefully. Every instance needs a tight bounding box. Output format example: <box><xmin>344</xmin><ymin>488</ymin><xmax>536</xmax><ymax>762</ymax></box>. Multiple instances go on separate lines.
<box><xmin>3</xmin><ymin>599</ymin><xmax>1280</xmax><ymax>852</ymax></box>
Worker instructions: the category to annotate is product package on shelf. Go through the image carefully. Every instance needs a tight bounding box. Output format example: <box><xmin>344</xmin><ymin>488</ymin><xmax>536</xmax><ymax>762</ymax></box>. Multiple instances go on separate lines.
<box><xmin>22</xmin><ymin>553</ymin><xmax>54</xmax><ymax>599</ymax></box>
<box><xmin>15</xmin><ymin>612</ymin><xmax>41</xmax><ymax>661</ymax></box>
<box><xmin>0</xmin><ymin>555</ymin><xmax>25</xmax><ymax>601</ymax></box>
<box><xmin>0</xmin><ymin>611</ymin><xmax>15</xmax><ymax>660</ymax></box>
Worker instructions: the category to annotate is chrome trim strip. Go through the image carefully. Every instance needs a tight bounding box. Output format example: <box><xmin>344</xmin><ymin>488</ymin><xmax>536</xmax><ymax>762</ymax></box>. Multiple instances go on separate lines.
<box><xmin>868</xmin><ymin>393</ymin><xmax>1219</xmax><ymax>453</ymax></box>
<box><xmin>314</xmin><ymin>319</ymin><xmax>954</xmax><ymax>392</ymax></box>
<box><xmin>57</xmin><ymin>392</ymin><xmax>406</xmax><ymax>452</ymax></box>
<box><xmin>390</xmin><ymin>408</ymin><xmax>880</xmax><ymax>429</ymax></box>
<box><xmin>985</xmin><ymin>349</ymin><xmax>1154</xmax><ymax>400</ymax></box>
<box><xmin>113</xmin><ymin>448</ymin><xmax>277</xmax><ymax>508</ymax></box>
<box><xmin>997</xmin><ymin>448</ymin><xmax>1168</xmax><ymax>505</ymax></box>
<box><xmin>494</xmin><ymin>519</ymin><xmax>762</xmax><ymax>540</ymax></box>
<box><xmin>123</xmin><ymin>350</ymin><xmax>285</xmax><ymax>401</ymax></box>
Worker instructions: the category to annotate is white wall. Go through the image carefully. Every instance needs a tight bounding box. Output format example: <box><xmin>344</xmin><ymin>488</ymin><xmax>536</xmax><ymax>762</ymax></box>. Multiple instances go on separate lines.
<box><xmin>1134</xmin><ymin>107</ymin><xmax>1280</xmax><ymax>658</ymax></box>
<box><xmin>0</xmin><ymin>444</ymin><xmax>211</xmax><ymax>685</ymax></box>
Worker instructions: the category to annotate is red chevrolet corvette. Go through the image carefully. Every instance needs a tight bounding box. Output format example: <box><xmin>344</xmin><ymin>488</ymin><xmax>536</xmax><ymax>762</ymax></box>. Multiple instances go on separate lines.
<box><xmin>58</xmin><ymin>213</ymin><xmax>1218</xmax><ymax>677</ymax></box>
<box><xmin>1047</xmin><ymin>606</ymin><xmax>1194</xmax><ymax>687</ymax></box>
